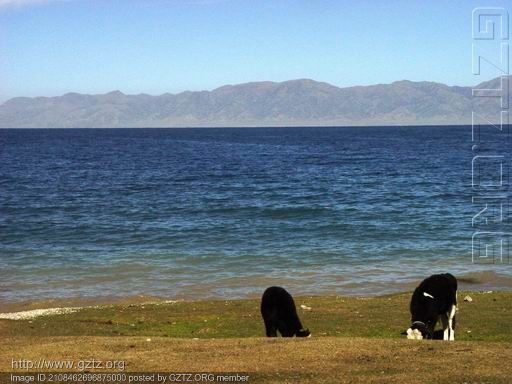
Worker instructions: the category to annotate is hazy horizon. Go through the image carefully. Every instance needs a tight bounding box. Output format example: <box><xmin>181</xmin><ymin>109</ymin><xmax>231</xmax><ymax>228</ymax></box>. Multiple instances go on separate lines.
<box><xmin>0</xmin><ymin>74</ymin><xmax>504</xmax><ymax>102</ymax></box>
<box><xmin>1</xmin><ymin>76</ymin><xmax>507</xmax><ymax>128</ymax></box>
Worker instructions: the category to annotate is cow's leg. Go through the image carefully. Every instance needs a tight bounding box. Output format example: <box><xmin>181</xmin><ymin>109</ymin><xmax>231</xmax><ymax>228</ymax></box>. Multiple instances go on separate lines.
<box><xmin>448</xmin><ymin>305</ymin><xmax>456</xmax><ymax>341</ymax></box>
<box><xmin>427</xmin><ymin>317</ymin><xmax>437</xmax><ymax>339</ymax></box>
<box><xmin>440</xmin><ymin>313</ymin><xmax>449</xmax><ymax>340</ymax></box>
<box><xmin>278</xmin><ymin>321</ymin><xmax>291</xmax><ymax>337</ymax></box>
<box><xmin>264</xmin><ymin>320</ymin><xmax>277</xmax><ymax>337</ymax></box>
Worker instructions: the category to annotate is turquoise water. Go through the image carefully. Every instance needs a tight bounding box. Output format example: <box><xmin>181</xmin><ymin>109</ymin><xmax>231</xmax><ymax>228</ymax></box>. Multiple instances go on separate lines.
<box><xmin>0</xmin><ymin>126</ymin><xmax>510</xmax><ymax>302</ymax></box>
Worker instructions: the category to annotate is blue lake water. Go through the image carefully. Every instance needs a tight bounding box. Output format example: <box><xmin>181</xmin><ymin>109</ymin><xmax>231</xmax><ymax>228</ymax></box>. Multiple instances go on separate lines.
<box><xmin>0</xmin><ymin>126</ymin><xmax>511</xmax><ymax>303</ymax></box>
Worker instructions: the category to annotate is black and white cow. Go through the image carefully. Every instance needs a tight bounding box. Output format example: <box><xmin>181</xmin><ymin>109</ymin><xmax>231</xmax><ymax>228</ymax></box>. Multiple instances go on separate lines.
<box><xmin>405</xmin><ymin>273</ymin><xmax>458</xmax><ymax>341</ymax></box>
<box><xmin>260</xmin><ymin>286</ymin><xmax>310</xmax><ymax>337</ymax></box>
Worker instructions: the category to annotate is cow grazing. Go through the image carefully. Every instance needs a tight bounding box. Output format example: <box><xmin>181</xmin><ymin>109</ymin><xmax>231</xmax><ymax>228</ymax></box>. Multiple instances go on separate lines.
<box><xmin>260</xmin><ymin>286</ymin><xmax>310</xmax><ymax>337</ymax></box>
<box><xmin>405</xmin><ymin>273</ymin><xmax>458</xmax><ymax>341</ymax></box>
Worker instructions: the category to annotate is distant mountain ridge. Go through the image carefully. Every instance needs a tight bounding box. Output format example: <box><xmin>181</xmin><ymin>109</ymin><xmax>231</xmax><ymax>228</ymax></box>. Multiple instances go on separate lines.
<box><xmin>0</xmin><ymin>76</ymin><xmax>509</xmax><ymax>128</ymax></box>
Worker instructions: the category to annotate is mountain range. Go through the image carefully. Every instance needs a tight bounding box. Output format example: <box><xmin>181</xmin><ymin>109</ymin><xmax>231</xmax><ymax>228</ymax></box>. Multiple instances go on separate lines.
<box><xmin>0</xmin><ymin>76</ymin><xmax>508</xmax><ymax>128</ymax></box>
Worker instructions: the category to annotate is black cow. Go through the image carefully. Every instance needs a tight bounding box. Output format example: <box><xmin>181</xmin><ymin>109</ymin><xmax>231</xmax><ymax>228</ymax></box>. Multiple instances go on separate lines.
<box><xmin>260</xmin><ymin>286</ymin><xmax>310</xmax><ymax>337</ymax></box>
<box><xmin>405</xmin><ymin>273</ymin><xmax>458</xmax><ymax>341</ymax></box>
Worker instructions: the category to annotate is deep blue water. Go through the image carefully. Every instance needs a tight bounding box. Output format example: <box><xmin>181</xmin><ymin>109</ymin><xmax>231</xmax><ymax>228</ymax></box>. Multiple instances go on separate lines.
<box><xmin>0</xmin><ymin>126</ymin><xmax>511</xmax><ymax>302</ymax></box>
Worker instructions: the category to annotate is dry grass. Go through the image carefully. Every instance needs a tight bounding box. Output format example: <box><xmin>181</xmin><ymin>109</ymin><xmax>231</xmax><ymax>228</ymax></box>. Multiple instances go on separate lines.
<box><xmin>1</xmin><ymin>337</ymin><xmax>511</xmax><ymax>383</ymax></box>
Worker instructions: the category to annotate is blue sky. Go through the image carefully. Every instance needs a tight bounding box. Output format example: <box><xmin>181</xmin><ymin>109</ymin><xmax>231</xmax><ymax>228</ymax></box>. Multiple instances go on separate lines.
<box><xmin>0</xmin><ymin>0</ymin><xmax>510</xmax><ymax>100</ymax></box>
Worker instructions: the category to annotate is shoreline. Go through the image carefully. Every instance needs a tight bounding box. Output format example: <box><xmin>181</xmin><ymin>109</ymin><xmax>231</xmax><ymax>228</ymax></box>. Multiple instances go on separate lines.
<box><xmin>2</xmin><ymin>269</ymin><xmax>511</xmax><ymax>306</ymax></box>
<box><xmin>0</xmin><ymin>288</ymin><xmax>504</xmax><ymax>319</ymax></box>
<box><xmin>2</xmin><ymin>269</ymin><xmax>512</xmax><ymax>313</ymax></box>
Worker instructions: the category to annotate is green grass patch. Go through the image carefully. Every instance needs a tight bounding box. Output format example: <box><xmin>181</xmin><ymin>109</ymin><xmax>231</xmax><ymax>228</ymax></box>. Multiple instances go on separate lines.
<box><xmin>1</xmin><ymin>291</ymin><xmax>510</xmax><ymax>342</ymax></box>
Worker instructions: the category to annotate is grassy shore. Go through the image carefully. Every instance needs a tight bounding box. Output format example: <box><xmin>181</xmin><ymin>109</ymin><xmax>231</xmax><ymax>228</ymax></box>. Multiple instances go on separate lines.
<box><xmin>1</xmin><ymin>291</ymin><xmax>511</xmax><ymax>383</ymax></box>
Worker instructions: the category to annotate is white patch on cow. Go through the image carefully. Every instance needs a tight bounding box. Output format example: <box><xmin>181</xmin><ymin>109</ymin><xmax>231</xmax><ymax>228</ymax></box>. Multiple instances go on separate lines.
<box><xmin>423</xmin><ymin>292</ymin><xmax>435</xmax><ymax>299</ymax></box>
<box><xmin>406</xmin><ymin>328</ymin><xmax>423</xmax><ymax>340</ymax></box>
<box><xmin>440</xmin><ymin>314</ymin><xmax>449</xmax><ymax>340</ymax></box>
<box><xmin>448</xmin><ymin>304</ymin><xmax>456</xmax><ymax>341</ymax></box>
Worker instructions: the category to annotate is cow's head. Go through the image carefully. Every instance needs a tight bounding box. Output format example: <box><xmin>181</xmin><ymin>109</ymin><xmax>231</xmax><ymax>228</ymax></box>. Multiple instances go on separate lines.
<box><xmin>404</xmin><ymin>321</ymin><xmax>432</xmax><ymax>340</ymax></box>
<box><xmin>296</xmin><ymin>328</ymin><xmax>311</xmax><ymax>337</ymax></box>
